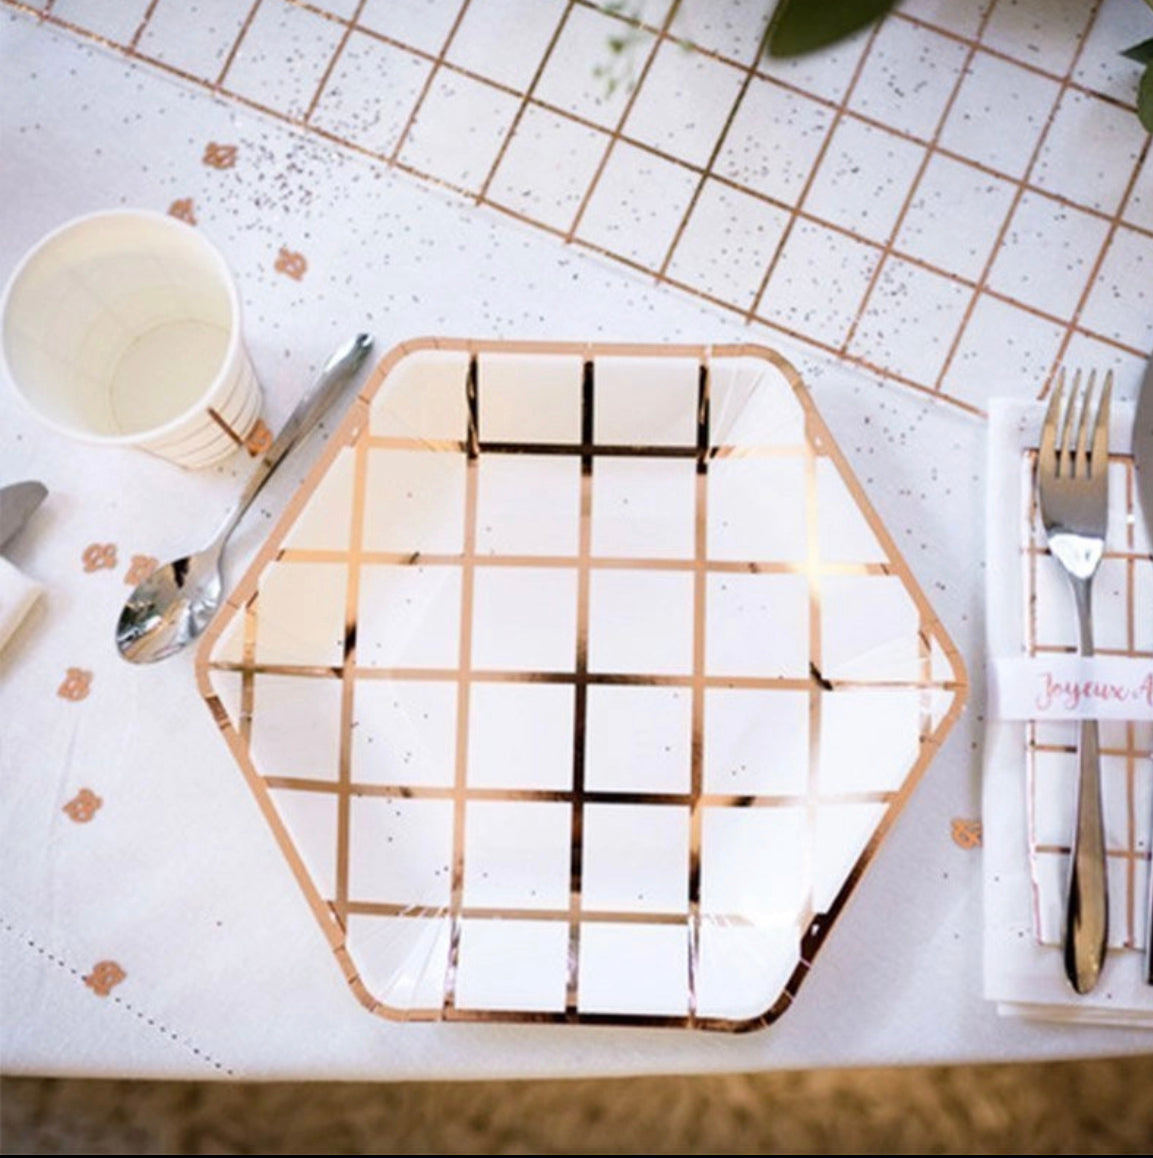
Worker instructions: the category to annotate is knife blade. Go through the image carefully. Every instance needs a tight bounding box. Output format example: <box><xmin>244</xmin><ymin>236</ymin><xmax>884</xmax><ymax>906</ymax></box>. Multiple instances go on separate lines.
<box><xmin>0</xmin><ymin>481</ymin><xmax>47</xmax><ymax>551</ymax></box>
<box><xmin>1136</xmin><ymin>352</ymin><xmax>1153</xmax><ymax>546</ymax></box>
<box><xmin>1137</xmin><ymin>355</ymin><xmax>1153</xmax><ymax>983</ymax></box>
<box><xmin>1136</xmin><ymin>357</ymin><xmax>1153</xmax><ymax>987</ymax></box>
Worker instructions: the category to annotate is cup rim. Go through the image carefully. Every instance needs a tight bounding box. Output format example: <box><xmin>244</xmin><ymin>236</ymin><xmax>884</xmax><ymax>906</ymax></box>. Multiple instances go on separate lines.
<box><xmin>0</xmin><ymin>207</ymin><xmax>245</xmax><ymax>448</ymax></box>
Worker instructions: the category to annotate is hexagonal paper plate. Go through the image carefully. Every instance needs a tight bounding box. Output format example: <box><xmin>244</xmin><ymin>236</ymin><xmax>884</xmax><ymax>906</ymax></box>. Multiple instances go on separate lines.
<box><xmin>196</xmin><ymin>339</ymin><xmax>967</xmax><ymax>1031</ymax></box>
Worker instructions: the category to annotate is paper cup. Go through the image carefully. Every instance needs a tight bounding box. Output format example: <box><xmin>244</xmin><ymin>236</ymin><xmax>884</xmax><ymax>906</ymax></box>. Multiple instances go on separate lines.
<box><xmin>0</xmin><ymin>209</ymin><xmax>262</xmax><ymax>469</ymax></box>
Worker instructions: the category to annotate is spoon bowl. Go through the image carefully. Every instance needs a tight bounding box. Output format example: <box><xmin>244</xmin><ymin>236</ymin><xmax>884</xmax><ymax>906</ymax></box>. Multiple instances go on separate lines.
<box><xmin>116</xmin><ymin>546</ymin><xmax>224</xmax><ymax>663</ymax></box>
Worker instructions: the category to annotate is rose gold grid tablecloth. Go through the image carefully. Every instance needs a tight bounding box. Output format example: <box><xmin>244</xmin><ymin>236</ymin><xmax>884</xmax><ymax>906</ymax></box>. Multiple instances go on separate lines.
<box><xmin>7</xmin><ymin>0</ymin><xmax>1153</xmax><ymax>415</ymax></box>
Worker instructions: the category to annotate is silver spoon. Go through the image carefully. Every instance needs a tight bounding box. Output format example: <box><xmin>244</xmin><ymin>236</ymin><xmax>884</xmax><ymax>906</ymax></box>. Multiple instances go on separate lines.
<box><xmin>116</xmin><ymin>333</ymin><xmax>374</xmax><ymax>663</ymax></box>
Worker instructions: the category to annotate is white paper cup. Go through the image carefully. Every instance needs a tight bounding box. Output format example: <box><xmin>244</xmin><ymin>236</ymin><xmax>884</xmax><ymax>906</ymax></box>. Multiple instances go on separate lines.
<box><xmin>0</xmin><ymin>209</ymin><xmax>263</xmax><ymax>469</ymax></box>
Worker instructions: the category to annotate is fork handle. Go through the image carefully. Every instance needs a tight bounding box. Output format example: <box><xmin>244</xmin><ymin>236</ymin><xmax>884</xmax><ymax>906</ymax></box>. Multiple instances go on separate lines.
<box><xmin>1063</xmin><ymin>577</ymin><xmax>1108</xmax><ymax>995</ymax></box>
<box><xmin>1064</xmin><ymin>716</ymin><xmax>1108</xmax><ymax>993</ymax></box>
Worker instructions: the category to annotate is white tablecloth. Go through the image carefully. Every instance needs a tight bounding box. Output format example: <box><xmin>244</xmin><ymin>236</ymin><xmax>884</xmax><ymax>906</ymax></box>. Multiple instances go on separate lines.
<box><xmin>2</xmin><ymin>3</ymin><xmax>1152</xmax><ymax>1079</ymax></box>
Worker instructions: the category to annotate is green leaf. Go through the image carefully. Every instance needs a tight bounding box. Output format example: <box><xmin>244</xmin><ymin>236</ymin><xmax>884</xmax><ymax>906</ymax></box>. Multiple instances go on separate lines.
<box><xmin>1121</xmin><ymin>36</ymin><xmax>1153</xmax><ymax>65</ymax></box>
<box><xmin>1139</xmin><ymin>63</ymin><xmax>1153</xmax><ymax>133</ymax></box>
<box><xmin>765</xmin><ymin>0</ymin><xmax>898</xmax><ymax>58</ymax></box>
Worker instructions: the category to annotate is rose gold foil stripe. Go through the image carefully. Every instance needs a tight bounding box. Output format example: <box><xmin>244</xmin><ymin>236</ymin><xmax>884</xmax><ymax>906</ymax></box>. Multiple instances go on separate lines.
<box><xmin>209</xmin><ymin>659</ymin><xmax>957</xmax><ymax>693</ymax></box>
<box><xmin>442</xmin><ymin>354</ymin><xmax>480</xmax><ymax>1012</ymax></box>
<box><xmin>1035</xmin><ymin>844</ymin><xmax>1147</xmax><ymax>862</ymax></box>
<box><xmin>1030</xmin><ymin>644</ymin><xmax>1153</xmax><ymax>658</ymax></box>
<box><xmin>333</xmin><ymin>420</ymin><xmax>371</xmax><ymax>927</ymax></box>
<box><xmin>205</xmin><ymin>407</ymin><xmax>246</xmax><ymax>448</ymax></box>
<box><xmin>802</xmin><ymin>395</ymin><xmax>822</xmax><ymax>945</ymax></box>
<box><xmin>272</xmin><ymin>547</ymin><xmax>895</xmax><ymax>578</ymax></box>
<box><xmin>363</xmin><ymin>433</ymin><xmax>812</xmax><ymax>459</ymax></box>
<box><xmin>1031</xmin><ymin>739</ymin><xmax>1152</xmax><ymax>759</ymax></box>
<box><xmin>686</xmin><ymin>361</ymin><xmax>710</xmax><ymax>1019</ymax></box>
<box><xmin>341</xmin><ymin>901</ymin><xmax>744</xmax><ymax>926</ymax></box>
<box><xmin>240</xmin><ymin>593</ymin><xmax>258</xmax><ymax>748</ymax></box>
<box><xmin>260</xmin><ymin>776</ymin><xmax>893</xmax><ymax>808</ymax></box>
<box><xmin>565</xmin><ymin>359</ymin><xmax>595</xmax><ymax>1014</ymax></box>
<box><xmin>158</xmin><ymin>375</ymin><xmax>260</xmax><ymax>462</ymax></box>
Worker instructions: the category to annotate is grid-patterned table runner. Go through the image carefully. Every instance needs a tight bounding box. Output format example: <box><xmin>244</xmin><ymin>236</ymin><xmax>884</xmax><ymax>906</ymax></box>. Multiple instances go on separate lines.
<box><xmin>8</xmin><ymin>0</ymin><xmax>1152</xmax><ymax>415</ymax></box>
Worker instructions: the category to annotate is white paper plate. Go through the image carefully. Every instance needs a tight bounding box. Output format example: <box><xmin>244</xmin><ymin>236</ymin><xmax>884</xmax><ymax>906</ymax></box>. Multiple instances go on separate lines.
<box><xmin>198</xmin><ymin>338</ymin><xmax>966</xmax><ymax>1030</ymax></box>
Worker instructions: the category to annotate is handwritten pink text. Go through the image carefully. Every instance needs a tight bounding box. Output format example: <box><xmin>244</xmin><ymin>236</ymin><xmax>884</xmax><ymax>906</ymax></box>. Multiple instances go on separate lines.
<box><xmin>1036</xmin><ymin>671</ymin><xmax>1153</xmax><ymax>713</ymax></box>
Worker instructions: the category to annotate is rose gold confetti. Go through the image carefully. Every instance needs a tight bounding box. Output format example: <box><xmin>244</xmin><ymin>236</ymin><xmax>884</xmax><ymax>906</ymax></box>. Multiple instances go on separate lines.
<box><xmin>83</xmin><ymin>960</ymin><xmax>126</xmax><ymax>997</ymax></box>
<box><xmin>57</xmin><ymin>668</ymin><xmax>93</xmax><ymax>701</ymax></box>
<box><xmin>168</xmin><ymin>197</ymin><xmax>197</xmax><ymax>224</ymax></box>
<box><xmin>82</xmin><ymin>543</ymin><xmax>117</xmax><ymax>572</ymax></box>
<box><xmin>245</xmin><ymin>418</ymin><xmax>273</xmax><ymax>456</ymax></box>
<box><xmin>124</xmin><ymin>555</ymin><xmax>159</xmax><ymax>586</ymax></box>
<box><xmin>202</xmin><ymin>142</ymin><xmax>237</xmax><ymax>169</ymax></box>
<box><xmin>62</xmin><ymin>788</ymin><xmax>103</xmax><ymax>824</ymax></box>
<box><xmin>274</xmin><ymin>247</ymin><xmax>307</xmax><ymax>280</ymax></box>
<box><xmin>950</xmin><ymin>818</ymin><xmax>982</xmax><ymax>849</ymax></box>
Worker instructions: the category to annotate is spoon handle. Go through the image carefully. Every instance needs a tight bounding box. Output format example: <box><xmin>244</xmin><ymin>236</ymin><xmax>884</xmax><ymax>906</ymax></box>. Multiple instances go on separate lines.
<box><xmin>216</xmin><ymin>334</ymin><xmax>374</xmax><ymax>545</ymax></box>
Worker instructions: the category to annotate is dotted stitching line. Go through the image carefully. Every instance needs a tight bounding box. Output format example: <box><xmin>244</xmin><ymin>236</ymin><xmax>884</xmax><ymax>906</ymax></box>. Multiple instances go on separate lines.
<box><xmin>0</xmin><ymin>918</ymin><xmax>235</xmax><ymax>1075</ymax></box>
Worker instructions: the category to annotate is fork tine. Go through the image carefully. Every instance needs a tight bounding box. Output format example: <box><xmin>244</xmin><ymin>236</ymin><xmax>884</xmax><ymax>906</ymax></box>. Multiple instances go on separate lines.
<box><xmin>1091</xmin><ymin>369</ymin><xmax>1112</xmax><ymax>478</ymax></box>
<box><xmin>1040</xmin><ymin>367</ymin><xmax>1064</xmax><ymax>477</ymax></box>
<box><xmin>1060</xmin><ymin>367</ymin><xmax>1081</xmax><ymax>476</ymax></box>
<box><xmin>1074</xmin><ymin>369</ymin><xmax>1096</xmax><ymax>479</ymax></box>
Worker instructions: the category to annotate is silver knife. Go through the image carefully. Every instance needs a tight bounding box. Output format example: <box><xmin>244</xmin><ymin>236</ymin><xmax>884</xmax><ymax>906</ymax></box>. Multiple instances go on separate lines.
<box><xmin>1137</xmin><ymin>359</ymin><xmax>1153</xmax><ymax>986</ymax></box>
<box><xmin>0</xmin><ymin>481</ymin><xmax>47</xmax><ymax>550</ymax></box>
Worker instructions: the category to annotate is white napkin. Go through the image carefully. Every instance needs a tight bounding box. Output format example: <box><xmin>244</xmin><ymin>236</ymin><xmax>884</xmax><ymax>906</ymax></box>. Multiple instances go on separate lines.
<box><xmin>0</xmin><ymin>555</ymin><xmax>43</xmax><ymax>653</ymax></box>
<box><xmin>984</xmin><ymin>399</ymin><xmax>1153</xmax><ymax>1026</ymax></box>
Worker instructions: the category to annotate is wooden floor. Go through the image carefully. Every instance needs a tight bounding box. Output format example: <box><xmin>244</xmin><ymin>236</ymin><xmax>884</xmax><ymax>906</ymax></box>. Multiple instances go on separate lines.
<box><xmin>4</xmin><ymin>1056</ymin><xmax>1153</xmax><ymax>1154</ymax></box>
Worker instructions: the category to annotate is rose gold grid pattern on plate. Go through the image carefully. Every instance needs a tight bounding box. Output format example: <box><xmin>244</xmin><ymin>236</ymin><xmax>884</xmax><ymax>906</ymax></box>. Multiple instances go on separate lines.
<box><xmin>1023</xmin><ymin>448</ymin><xmax>1153</xmax><ymax>951</ymax></box>
<box><xmin>195</xmin><ymin>338</ymin><xmax>967</xmax><ymax>1031</ymax></box>
<box><xmin>6</xmin><ymin>0</ymin><xmax>1151</xmax><ymax>416</ymax></box>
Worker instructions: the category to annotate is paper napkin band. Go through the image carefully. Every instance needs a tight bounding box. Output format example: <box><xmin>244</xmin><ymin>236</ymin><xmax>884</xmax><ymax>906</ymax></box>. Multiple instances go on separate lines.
<box><xmin>989</xmin><ymin>655</ymin><xmax>1153</xmax><ymax>721</ymax></box>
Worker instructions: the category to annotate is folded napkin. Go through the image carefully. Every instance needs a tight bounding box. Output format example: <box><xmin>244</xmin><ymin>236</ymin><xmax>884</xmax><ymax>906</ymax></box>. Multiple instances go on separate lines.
<box><xmin>0</xmin><ymin>555</ymin><xmax>43</xmax><ymax>654</ymax></box>
<box><xmin>984</xmin><ymin>399</ymin><xmax>1153</xmax><ymax>1026</ymax></box>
